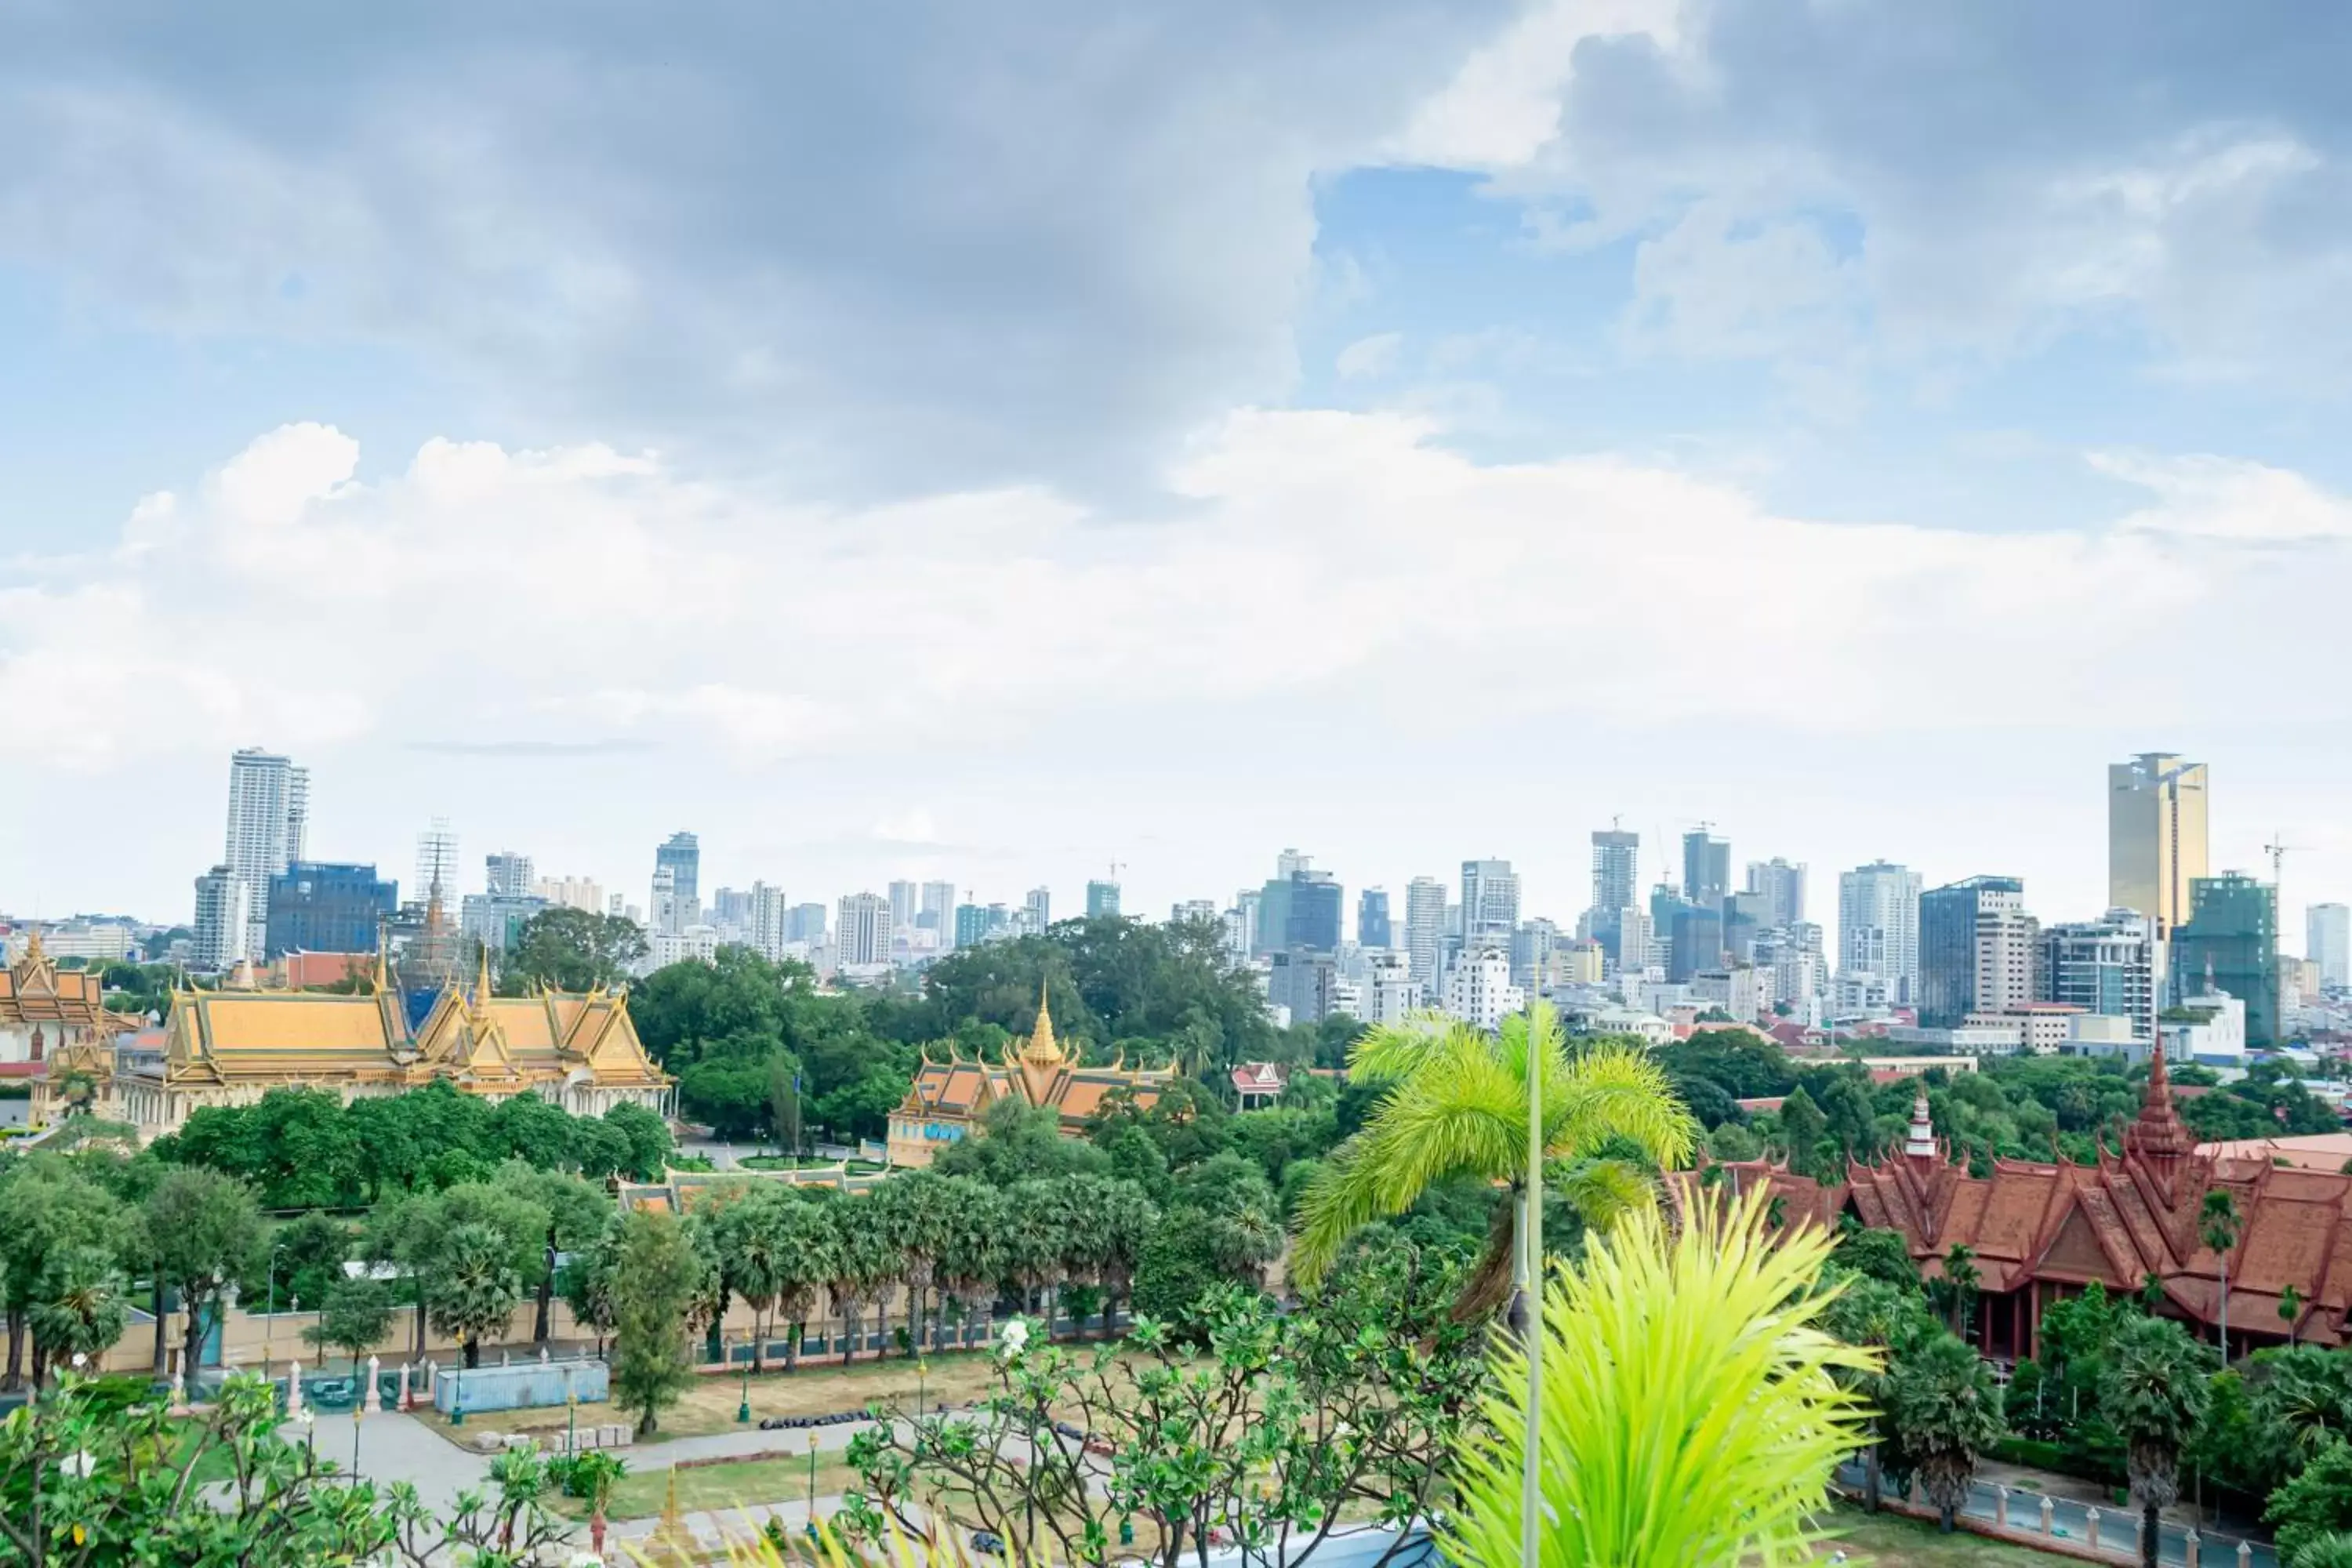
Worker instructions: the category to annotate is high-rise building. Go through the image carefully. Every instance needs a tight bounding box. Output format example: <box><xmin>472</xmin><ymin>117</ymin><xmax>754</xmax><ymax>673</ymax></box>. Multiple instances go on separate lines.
<box><xmin>1590</xmin><ymin>830</ymin><xmax>1639</xmax><ymax>924</ymax></box>
<box><xmin>1681</xmin><ymin>831</ymin><xmax>1730</xmax><ymax>912</ymax></box>
<box><xmin>2109</xmin><ymin>753</ymin><xmax>2210</xmax><ymax>955</ymax></box>
<box><xmin>953</xmin><ymin>902</ymin><xmax>990</xmax><ymax>948</ymax></box>
<box><xmin>265</xmin><ymin>862</ymin><xmax>397</xmax><ymax>956</ymax></box>
<box><xmin>1838</xmin><ymin>861</ymin><xmax>1922</xmax><ymax>1006</ymax></box>
<box><xmin>655</xmin><ymin>833</ymin><xmax>701</xmax><ymax>932</ymax></box>
<box><xmin>2172</xmin><ymin>872</ymin><xmax>2280</xmax><ymax>1046</ymax></box>
<box><xmin>1918</xmin><ymin>876</ymin><xmax>2025</xmax><ymax>1029</ymax></box>
<box><xmin>1744</xmin><ymin>859</ymin><xmax>1807</xmax><ymax>927</ymax></box>
<box><xmin>459</xmin><ymin>889</ymin><xmax>549</xmax><ymax>953</ymax></box>
<box><xmin>1511</xmin><ymin>918</ymin><xmax>1559</xmax><ymax>993</ymax></box>
<box><xmin>1024</xmin><ymin>886</ymin><xmax>1052</xmax><ymax>933</ymax></box>
<box><xmin>1085</xmin><ymin>880</ymin><xmax>1121</xmax><ymax>919</ymax></box>
<box><xmin>1613</xmin><ymin>905</ymin><xmax>1655</xmax><ymax>978</ymax></box>
<box><xmin>786</xmin><ymin>902</ymin><xmax>829</xmax><ymax>945</ymax></box>
<box><xmin>1267</xmin><ymin>949</ymin><xmax>1339</xmax><ymax>1027</ymax></box>
<box><xmin>1171</xmin><ymin>898</ymin><xmax>1219</xmax><ymax>926</ymax></box>
<box><xmin>485</xmin><ymin>851</ymin><xmax>534</xmax><ymax>898</ymax></box>
<box><xmin>1363</xmin><ymin>952</ymin><xmax>1421</xmax><ymax>1025</ymax></box>
<box><xmin>2310</xmin><ymin>903</ymin><xmax>2350</xmax><ymax>991</ymax></box>
<box><xmin>651</xmin><ymin>866</ymin><xmax>681</xmax><ymax>935</ymax></box>
<box><xmin>1404</xmin><ymin>877</ymin><xmax>1446</xmax><ymax>997</ymax></box>
<box><xmin>1443</xmin><ymin>949</ymin><xmax>1525</xmax><ymax>1030</ymax></box>
<box><xmin>710</xmin><ymin>887</ymin><xmax>753</xmax><ymax>929</ymax></box>
<box><xmin>1667</xmin><ymin>906</ymin><xmax>1723</xmax><ymax>983</ymax></box>
<box><xmin>920</xmin><ymin>881</ymin><xmax>957</xmax><ymax>935</ymax></box>
<box><xmin>746</xmin><ymin>882</ymin><xmax>792</xmax><ymax>959</ymax></box>
<box><xmin>837</xmin><ymin>891</ymin><xmax>893</xmax><ymax>967</ymax></box>
<box><xmin>887</xmin><ymin>881</ymin><xmax>918</xmax><ymax>933</ymax></box>
<box><xmin>1276</xmin><ymin>848</ymin><xmax>1312</xmax><ymax>878</ymax></box>
<box><xmin>1233</xmin><ymin>889</ymin><xmax>1261</xmax><ymax>955</ymax></box>
<box><xmin>532</xmin><ymin>875</ymin><xmax>606</xmax><ymax>914</ymax></box>
<box><xmin>223</xmin><ymin>747</ymin><xmax>309</xmax><ymax>962</ymax></box>
<box><xmin>1357</xmin><ymin>887</ymin><xmax>1392</xmax><ymax>949</ymax></box>
<box><xmin>1752</xmin><ymin>923</ymin><xmax>1824</xmax><ymax>1011</ymax></box>
<box><xmin>192</xmin><ymin>864</ymin><xmax>249</xmax><ymax>972</ymax></box>
<box><xmin>2042</xmin><ymin>910</ymin><xmax>2154</xmax><ymax>1038</ymax></box>
<box><xmin>1460</xmin><ymin>859</ymin><xmax>1519</xmax><ymax>952</ymax></box>
<box><xmin>1973</xmin><ymin>889</ymin><xmax>2038</xmax><ymax>1014</ymax></box>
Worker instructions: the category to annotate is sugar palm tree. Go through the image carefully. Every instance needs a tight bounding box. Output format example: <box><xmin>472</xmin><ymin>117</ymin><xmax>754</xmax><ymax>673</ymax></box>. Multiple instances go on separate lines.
<box><xmin>717</xmin><ymin>1188</ymin><xmax>793</xmax><ymax>1374</ymax></box>
<box><xmin>2283</xmin><ymin>1283</ymin><xmax>2308</xmax><ymax>1346</ymax></box>
<box><xmin>873</xmin><ymin>1172</ymin><xmax>956</xmax><ymax>1356</ymax></box>
<box><xmin>1444</xmin><ymin>1185</ymin><xmax>1874</xmax><ymax>1566</ymax></box>
<box><xmin>27</xmin><ymin>1245</ymin><xmax>129</xmax><ymax>1390</ymax></box>
<box><xmin>1819</xmin><ymin>1273</ymin><xmax>1937</xmax><ymax>1513</ymax></box>
<box><xmin>767</xmin><ymin>1196</ymin><xmax>836</xmax><ymax>1370</ymax></box>
<box><xmin>2201</xmin><ymin>1189</ymin><xmax>2241</xmax><ymax>1362</ymax></box>
<box><xmin>428</xmin><ymin>1222</ymin><xmax>523</xmax><ymax>1370</ymax></box>
<box><xmin>2100</xmin><ymin>1313</ymin><xmax>2213</xmax><ymax>1568</ymax></box>
<box><xmin>1292</xmin><ymin>1004</ymin><xmax>1697</xmax><ymax>1320</ymax></box>
<box><xmin>935</xmin><ymin>1179</ymin><xmax>1010</xmax><ymax>1351</ymax></box>
<box><xmin>823</xmin><ymin>1193</ymin><xmax>900</xmax><ymax>1366</ymax></box>
<box><xmin>1091</xmin><ymin>1179</ymin><xmax>1158</xmax><ymax>1338</ymax></box>
<box><xmin>1886</xmin><ymin>1332</ymin><xmax>2006</xmax><ymax>1532</ymax></box>
<box><xmin>1926</xmin><ymin>1243</ymin><xmax>1981</xmax><ymax>1339</ymax></box>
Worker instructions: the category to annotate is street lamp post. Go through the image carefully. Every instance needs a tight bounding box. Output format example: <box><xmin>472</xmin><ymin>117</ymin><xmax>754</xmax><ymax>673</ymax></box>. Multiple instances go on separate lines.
<box><xmin>805</xmin><ymin>1428</ymin><xmax>819</xmax><ymax>1537</ymax></box>
<box><xmin>451</xmin><ymin>1331</ymin><xmax>466</xmax><ymax>1426</ymax></box>
<box><xmin>264</xmin><ymin>1241</ymin><xmax>288</xmax><ymax>1378</ymax></box>
<box><xmin>916</xmin><ymin>1356</ymin><xmax>927</xmax><ymax>1421</ymax></box>
<box><xmin>350</xmin><ymin>1403</ymin><xmax>361</xmax><ymax>1480</ymax></box>
<box><xmin>737</xmin><ymin>1334</ymin><xmax>751</xmax><ymax>1424</ymax></box>
<box><xmin>567</xmin><ymin>1377</ymin><xmax>579</xmax><ymax>1456</ymax></box>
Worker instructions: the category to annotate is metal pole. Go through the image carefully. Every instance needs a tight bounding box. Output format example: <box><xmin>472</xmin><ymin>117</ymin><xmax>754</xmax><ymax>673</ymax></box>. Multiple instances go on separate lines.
<box><xmin>350</xmin><ymin>1404</ymin><xmax>361</xmax><ymax>1479</ymax></box>
<box><xmin>1521</xmin><ymin>997</ymin><xmax>1545</xmax><ymax>1566</ymax></box>
<box><xmin>738</xmin><ymin>1334</ymin><xmax>751</xmax><ymax>1423</ymax></box>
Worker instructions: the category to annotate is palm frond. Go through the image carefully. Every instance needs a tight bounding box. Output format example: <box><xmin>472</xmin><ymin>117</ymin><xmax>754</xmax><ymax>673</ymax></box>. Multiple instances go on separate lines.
<box><xmin>1446</xmin><ymin>1186</ymin><xmax>1876</xmax><ymax>1567</ymax></box>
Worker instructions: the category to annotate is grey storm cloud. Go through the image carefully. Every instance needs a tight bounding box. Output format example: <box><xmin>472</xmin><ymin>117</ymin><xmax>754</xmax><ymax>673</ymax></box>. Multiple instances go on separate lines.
<box><xmin>0</xmin><ymin>0</ymin><xmax>1515</xmax><ymax>497</ymax></box>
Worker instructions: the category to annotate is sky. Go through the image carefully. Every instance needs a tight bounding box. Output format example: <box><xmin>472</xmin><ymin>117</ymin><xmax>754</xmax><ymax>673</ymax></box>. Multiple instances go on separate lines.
<box><xmin>6</xmin><ymin>1</ymin><xmax>2352</xmax><ymax>954</ymax></box>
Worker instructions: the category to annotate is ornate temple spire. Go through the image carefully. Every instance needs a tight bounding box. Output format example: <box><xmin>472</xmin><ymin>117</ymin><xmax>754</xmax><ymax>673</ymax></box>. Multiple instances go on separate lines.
<box><xmin>1021</xmin><ymin>982</ymin><xmax>1065</xmax><ymax>1067</ymax></box>
<box><xmin>1903</xmin><ymin>1092</ymin><xmax>1937</xmax><ymax>1162</ymax></box>
<box><xmin>2125</xmin><ymin>1032</ymin><xmax>2195</xmax><ymax>1167</ymax></box>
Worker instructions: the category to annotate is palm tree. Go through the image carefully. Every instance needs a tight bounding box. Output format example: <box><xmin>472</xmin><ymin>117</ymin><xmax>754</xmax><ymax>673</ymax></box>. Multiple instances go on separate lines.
<box><xmin>717</xmin><ymin>1189</ymin><xmax>792</xmax><ymax>1374</ymax></box>
<box><xmin>2283</xmin><ymin>1283</ymin><xmax>2308</xmax><ymax>1346</ymax></box>
<box><xmin>1443</xmin><ymin>1185</ymin><xmax>1874</xmax><ymax>1564</ymax></box>
<box><xmin>1886</xmin><ymin>1333</ymin><xmax>2006</xmax><ymax>1532</ymax></box>
<box><xmin>872</xmin><ymin>1172</ymin><xmax>955</xmax><ymax>1356</ymax></box>
<box><xmin>2100</xmin><ymin>1314</ymin><xmax>2213</xmax><ymax>1568</ymax></box>
<box><xmin>27</xmin><ymin>1245</ymin><xmax>129</xmax><ymax>1390</ymax></box>
<box><xmin>1292</xmin><ymin>1004</ymin><xmax>1697</xmax><ymax>1321</ymax></box>
<box><xmin>1091</xmin><ymin>1180</ymin><xmax>1157</xmax><ymax>1338</ymax></box>
<box><xmin>935</xmin><ymin>1179</ymin><xmax>1009</xmax><ymax>1352</ymax></box>
<box><xmin>766</xmin><ymin>1197</ymin><xmax>835</xmax><ymax>1370</ymax></box>
<box><xmin>2201</xmin><ymin>1189</ymin><xmax>2241</xmax><ymax>1362</ymax></box>
<box><xmin>1819</xmin><ymin>1274</ymin><xmax>1937</xmax><ymax>1513</ymax></box>
<box><xmin>1003</xmin><ymin>1180</ymin><xmax>1070</xmax><ymax>1336</ymax></box>
<box><xmin>1926</xmin><ymin>1243</ymin><xmax>1981</xmax><ymax>1340</ymax></box>
<box><xmin>823</xmin><ymin>1194</ymin><xmax>898</xmax><ymax>1366</ymax></box>
<box><xmin>428</xmin><ymin>1222</ymin><xmax>524</xmax><ymax>1369</ymax></box>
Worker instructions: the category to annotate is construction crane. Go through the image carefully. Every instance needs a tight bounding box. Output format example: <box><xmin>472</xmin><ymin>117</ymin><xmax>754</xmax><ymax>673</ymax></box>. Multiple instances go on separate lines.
<box><xmin>2266</xmin><ymin>833</ymin><xmax>2308</xmax><ymax>888</ymax></box>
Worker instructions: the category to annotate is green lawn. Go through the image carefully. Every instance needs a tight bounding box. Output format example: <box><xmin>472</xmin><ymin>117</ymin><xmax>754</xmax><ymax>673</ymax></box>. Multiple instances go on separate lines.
<box><xmin>553</xmin><ymin>1453</ymin><xmax>866</xmax><ymax>1521</ymax></box>
<box><xmin>736</xmin><ymin>1155</ymin><xmax>887</xmax><ymax>1174</ymax></box>
<box><xmin>1813</xmin><ymin>1507</ymin><xmax>2079</xmax><ymax>1564</ymax></box>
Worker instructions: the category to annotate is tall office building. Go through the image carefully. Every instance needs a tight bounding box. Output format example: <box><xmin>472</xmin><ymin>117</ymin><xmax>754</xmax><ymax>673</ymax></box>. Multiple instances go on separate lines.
<box><xmin>650</xmin><ymin>866</ymin><xmax>681</xmax><ymax>935</ymax></box>
<box><xmin>192</xmin><ymin>864</ymin><xmax>249</xmax><ymax>972</ymax></box>
<box><xmin>2172</xmin><ymin>872</ymin><xmax>2280</xmax><ymax>1046</ymax></box>
<box><xmin>2310</xmin><ymin>903</ymin><xmax>2350</xmax><ymax>991</ymax></box>
<box><xmin>1024</xmin><ymin>886</ymin><xmax>1052</xmax><ymax>933</ymax></box>
<box><xmin>920</xmin><ymin>881</ymin><xmax>957</xmax><ymax>935</ymax></box>
<box><xmin>887</xmin><ymin>881</ymin><xmax>919</xmax><ymax>933</ymax></box>
<box><xmin>1590</xmin><ymin>830</ymin><xmax>1639</xmax><ymax>922</ymax></box>
<box><xmin>485</xmin><ymin>851</ymin><xmax>534</xmax><ymax>898</ymax></box>
<box><xmin>2042</xmin><ymin>910</ymin><xmax>2154</xmax><ymax>1038</ymax></box>
<box><xmin>532</xmin><ymin>875</ymin><xmax>605</xmax><ymax>914</ymax></box>
<box><xmin>1267</xmin><ymin>949</ymin><xmax>1339</xmax><ymax>1027</ymax></box>
<box><xmin>837</xmin><ymin>891</ymin><xmax>893</xmax><ymax>967</ymax></box>
<box><xmin>1918</xmin><ymin>875</ymin><xmax>2024</xmax><ymax>1028</ymax></box>
<box><xmin>1744</xmin><ymin>859</ymin><xmax>1807</xmax><ymax>927</ymax></box>
<box><xmin>746</xmin><ymin>882</ymin><xmax>792</xmax><ymax>959</ymax></box>
<box><xmin>265</xmin><ymin>862</ymin><xmax>397</xmax><ymax>956</ymax></box>
<box><xmin>1357</xmin><ymin>887</ymin><xmax>1392</xmax><ymax>949</ymax></box>
<box><xmin>1681</xmin><ymin>831</ymin><xmax>1730</xmax><ymax>912</ymax></box>
<box><xmin>1460</xmin><ymin>859</ymin><xmax>1519</xmax><ymax>952</ymax></box>
<box><xmin>1404</xmin><ymin>877</ymin><xmax>1446</xmax><ymax>996</ymax></box>
<box><xmin>223</xmin><ymin>747</ymin><xmax>308</xmax><ymax>962</ymax></box>
<box><xmin>2109</xmin><ymin>753</ymin><xmax>2210</xmax><ymax>955</ymax></box>
<box><xmin>1171</xmin><ymin>898</ymin><xmax>1219</xmax><ymax>925</ymax></box>
<box><xmin>655</xmin><ymin>833</ymin><xmax>701</xmax><ymax>933</ymax></box>
<box><xmin>1511</xmin><ymin>918</ymin><xmax>1559</xmax><ymax>993</ymax></box>
<box><xmin>1667</xmin><ymin>906</ymin><xmax>1723</xmax><ymax>984</ymax></box>
<box><xmin>1838</xmin><ymin>861</ymin><xmax>1922</xmax><ymax>1007</ymax></box>
<box><xmin>1085</xmin><ymin>880</ymin><xmax>1120</xmax><ymax>919</ymax></box>
<box><xmin>786</xmin><ymin>902</ymin><xmax>828</xmax><ymax>944</ymax></box>
<box><xmin>1276</xmin><ymin>848</ymin><xmax>1312</xmax><ymax>878</ymax></box>
<box><xmin>1973</xmin><ymin>889</ymin><xmax>2038</xmax><ymax>1014</ymax></box>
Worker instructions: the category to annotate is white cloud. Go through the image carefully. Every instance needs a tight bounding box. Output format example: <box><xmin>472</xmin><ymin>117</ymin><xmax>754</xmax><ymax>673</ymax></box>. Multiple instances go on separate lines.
<box><xmin>1335</xmin><ymin>332</ymin><xmax>1405</xmax><ymax>379</ymax></box>
<box><xmin>8</xmin><ymin>416</ymin><xmax>2349</xmax><ymax>790</ymax></box>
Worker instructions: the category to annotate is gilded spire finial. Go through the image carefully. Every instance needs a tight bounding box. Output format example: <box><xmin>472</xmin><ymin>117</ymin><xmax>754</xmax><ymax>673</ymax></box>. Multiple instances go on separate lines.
<box><xmin>474</xmin><ymin>943</ymin><xmax>492</xmax><ymax>1012</ymax></box>
<box><xmin>1022</xmin><ymin>981</ymin><xmax>1065</xmax><ymax>1066</ymax></box>
<box><xmin>374</xmin><ymin>926</ymin><xmax>391</xmax><ymax>995</ymax></box>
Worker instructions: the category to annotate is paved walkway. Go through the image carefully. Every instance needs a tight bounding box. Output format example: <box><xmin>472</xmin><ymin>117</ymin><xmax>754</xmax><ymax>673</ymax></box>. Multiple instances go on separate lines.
<box><xmin>1836</xmin><ymin>1461</ymin><xmax>2278</xmax><ymax>1567</ymax></box>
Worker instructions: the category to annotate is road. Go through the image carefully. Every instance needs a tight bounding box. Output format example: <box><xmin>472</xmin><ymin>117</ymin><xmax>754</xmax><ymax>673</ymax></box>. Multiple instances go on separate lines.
<box><xmin>1836</xmin><ymin>1461</ymin><xmax>2277</xmax><ymax>1567</ymax></box>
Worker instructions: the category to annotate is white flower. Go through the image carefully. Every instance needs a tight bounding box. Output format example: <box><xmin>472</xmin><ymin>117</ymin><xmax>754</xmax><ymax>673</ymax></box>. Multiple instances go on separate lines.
<box><xmin>70</xmin><ymin>1353</ymin><xmax>87</xmax><ymax>1370</ymax></box>
<box><xmin>996</xmin><ymin>1318</ymin><xmax>1031</xmax><ymax>1361</ymax></box>
<box><xmin>60</xmin><ymin>1450</ymin><xmax>96</xmax><ymax>1479</ymax></box>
